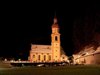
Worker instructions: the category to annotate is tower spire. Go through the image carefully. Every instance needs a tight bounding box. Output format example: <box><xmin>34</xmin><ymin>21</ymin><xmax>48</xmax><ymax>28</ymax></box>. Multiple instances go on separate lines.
<box><xmin>52</xmin><ymin>11</ymin><xmax>59</xmax><ymax>28</ymax></box>
<box><xmin>54</xmin><ymin>12</ymin><xmax>57</xmax><ymax>24</ymax></box>
<box><xmin>51</xmin><ymin>11</ymin><xmax>61</xmax><ymax>62</ymax></box>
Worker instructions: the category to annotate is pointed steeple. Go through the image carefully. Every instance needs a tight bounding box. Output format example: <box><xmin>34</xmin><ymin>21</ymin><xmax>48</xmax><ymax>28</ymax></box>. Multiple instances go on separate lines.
<box><xmin>53</xmin><ymin>12</ymin><xmax>57</xmax><ymax>24</ymax></box>
<box><xmin>52</xmin><ymin>12</ymin><xmax>59</xmax><ymax>28</ymax></box>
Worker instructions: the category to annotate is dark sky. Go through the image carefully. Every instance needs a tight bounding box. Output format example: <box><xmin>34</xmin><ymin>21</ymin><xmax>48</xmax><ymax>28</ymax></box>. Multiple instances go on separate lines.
<box><xmin>0</xmin><ymin>2</ymin><xmax>100</xmax><ymax>59</ymax></box>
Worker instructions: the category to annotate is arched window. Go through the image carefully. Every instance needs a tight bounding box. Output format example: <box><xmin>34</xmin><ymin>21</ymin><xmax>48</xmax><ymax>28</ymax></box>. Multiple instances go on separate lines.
<box><xmin>55</xmin><ymin>36</ymin><xmax>58</xmax><ymax>41</ymax></box>
<box><xmin>33</xmin><ymin>55</ymin><xmax>35</xmax><ymax>58</ymax></box>
<box><xmin>44</xmin><ymin>55</ymin><xmax>46</xmax><ymax>61</ymax></box>
<box><xmin>38</xmin><ymin>55</ymin><xmax>40</xmax><ymax>60</ymax></box>
<box><xmin>49</xmin><ymin>55</ymin><xmax>51</xmax><ymax>61</ymax></box>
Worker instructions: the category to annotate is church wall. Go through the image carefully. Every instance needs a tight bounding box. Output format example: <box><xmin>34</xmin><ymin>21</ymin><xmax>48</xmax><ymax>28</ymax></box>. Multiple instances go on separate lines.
<box><xmin>29</xmin><ymin>52</ymin><xmax>52</xmax><ymax>62</ymax></box>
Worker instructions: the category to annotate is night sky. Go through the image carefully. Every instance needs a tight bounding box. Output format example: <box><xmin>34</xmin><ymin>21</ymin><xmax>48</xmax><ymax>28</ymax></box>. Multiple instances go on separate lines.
<box><xmin>0</xmin><ymin>2</ymin><xmax>100</xmax><ymax>60</ymax></box>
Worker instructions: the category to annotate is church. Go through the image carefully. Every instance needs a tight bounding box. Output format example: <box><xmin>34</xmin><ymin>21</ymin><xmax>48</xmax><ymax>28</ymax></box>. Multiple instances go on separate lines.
<box><xmin>28</xmin><ymin>15</ymin><xmax>68</xmax><ymax>62</ymax></box>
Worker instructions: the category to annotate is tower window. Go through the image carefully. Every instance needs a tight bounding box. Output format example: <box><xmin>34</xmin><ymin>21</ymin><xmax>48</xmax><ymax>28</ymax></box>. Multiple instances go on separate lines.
<box><xmin>55</xmin><ymin>36</ymin><xmax>58</xmax><ymax>41</ymax></box>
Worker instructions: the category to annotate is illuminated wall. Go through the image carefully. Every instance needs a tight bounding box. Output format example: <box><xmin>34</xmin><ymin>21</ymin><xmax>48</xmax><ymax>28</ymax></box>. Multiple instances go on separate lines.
<box><xmin>29</xmin><ymin>45</ymin><xmax>52</xmax><ymax>62</ymax></box>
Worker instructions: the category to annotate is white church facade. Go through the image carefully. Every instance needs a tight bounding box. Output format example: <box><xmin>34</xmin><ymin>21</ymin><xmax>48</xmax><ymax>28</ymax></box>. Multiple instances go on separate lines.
<box><xmin>28</xmin><ymin>15</ymin><xmax>68</xmax><ymax>62</ymax></box>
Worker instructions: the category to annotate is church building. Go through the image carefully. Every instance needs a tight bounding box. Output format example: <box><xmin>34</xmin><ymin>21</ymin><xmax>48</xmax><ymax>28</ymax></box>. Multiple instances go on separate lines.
<box><xmin>28</xmin><ymin>15</ymin><xmax>68</xmax><ymax>62</ymax></box>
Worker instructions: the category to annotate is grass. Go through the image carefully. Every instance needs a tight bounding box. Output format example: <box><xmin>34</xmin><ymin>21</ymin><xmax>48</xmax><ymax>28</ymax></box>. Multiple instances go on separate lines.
<box><xmin>0</xmin><ymin>65</ymin><xmax>100</xmax><ymax>75</ymax></box>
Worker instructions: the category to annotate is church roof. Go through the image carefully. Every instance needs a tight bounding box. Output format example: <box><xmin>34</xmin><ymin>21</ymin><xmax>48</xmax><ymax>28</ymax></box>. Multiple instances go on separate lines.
<box><xmin>60</xmin><ymin>47</ymin><xmax>66</xmax><ymax>55</ymax></box>
<box><xmin>31</xmin><ymin>44</ymin><xmax>51</xmax><ymax>49</ymax></box>
<box><xmin>31</xmin><ymin>44</ymin><xmax>51</xmax><ymax>53</ymax></box>
<box><xmin>52</xmin><ymin>15</ymin><xmax>59</xmax><ymax>28</ymax></box>
<box><xmin>52</xmin><ymin>24</ymin><xmax>59</xmax><ymax>28</ymax></box>
<box><xmin>31</xmin><ymin>44</ymin><xmax>66</xmax><ymax>55</ymax></box>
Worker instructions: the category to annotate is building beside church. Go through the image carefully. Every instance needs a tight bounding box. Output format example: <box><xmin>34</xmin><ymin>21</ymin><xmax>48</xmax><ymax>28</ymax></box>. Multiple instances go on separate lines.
<box><xmin>73</xmin><ymin>45</ymin><xmax>100</xmax><ymax>65</ymax></box>
<box><xmin>28</xmin><ymin>15</ymin><xmax>68</xmax><ymax>62</ymax></box>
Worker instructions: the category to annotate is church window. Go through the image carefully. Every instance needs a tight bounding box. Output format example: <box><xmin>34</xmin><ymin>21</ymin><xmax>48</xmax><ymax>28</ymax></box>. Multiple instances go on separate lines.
<box><xmin>49</xmin><ymin>55</ymin><xmax>51</xmax><ymax>61</ymax></box>
<box><xmin>44</xmin><ymin>55</ymin><xmax>46</xmax><ymax>61</ymax></box>
<box><xmin>55</xmin><ymin>36</ymin><xmax>58</xmax><ymax>41</ymax></box>
<box><xmin>38</xmin><ymin>55</ymin><xmax>40</xmax><ymax>60</ymax></box>
<box><xmin>33</xmin><ymin>55</ymin><xmax>35</xmax><ymax>58</ymax></box>
<box><xmin>63</xmin><ymin>57</ymin><xmax>65</xmax><ymax>59</ymax></box>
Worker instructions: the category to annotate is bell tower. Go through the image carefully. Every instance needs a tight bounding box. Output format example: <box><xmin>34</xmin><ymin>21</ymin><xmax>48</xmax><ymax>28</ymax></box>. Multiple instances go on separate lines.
<box><xmin>51</xmin><ymin>15</ymin><xmax>61</xmax><ymax>62</ymax></box>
